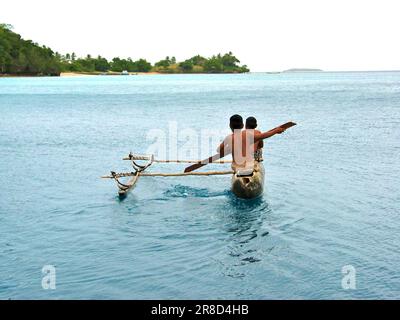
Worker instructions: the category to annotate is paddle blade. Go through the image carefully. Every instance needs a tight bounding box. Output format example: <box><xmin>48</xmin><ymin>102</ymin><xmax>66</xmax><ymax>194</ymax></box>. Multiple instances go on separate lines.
<box><xmin>184</xmin><ymin>163</ymin><xmax>205</xmax><ymax>173</ymax></box>
<box><xmin>280</xmin><ymin>121</ymin><xmax>297</xmax><ymax>130</ymax></box>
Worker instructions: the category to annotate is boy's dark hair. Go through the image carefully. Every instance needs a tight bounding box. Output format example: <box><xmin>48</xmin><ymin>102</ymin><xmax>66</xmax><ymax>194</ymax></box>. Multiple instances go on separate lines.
<box><xmin>229</xmin><ymin>114</ymin><xmax>244</xmax><ymax>131</ymax></box>
<box><xmin>245</xmin><ymin>116</ymin><xmax>257</xmax><ymax>129</ymax></box>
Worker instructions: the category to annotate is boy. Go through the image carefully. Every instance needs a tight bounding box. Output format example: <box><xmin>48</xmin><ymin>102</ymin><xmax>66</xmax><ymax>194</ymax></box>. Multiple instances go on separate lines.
<box><xmin>245</xmin><ymin>116</ymin><xmax>263</xmax><ymax>161</ymax></box>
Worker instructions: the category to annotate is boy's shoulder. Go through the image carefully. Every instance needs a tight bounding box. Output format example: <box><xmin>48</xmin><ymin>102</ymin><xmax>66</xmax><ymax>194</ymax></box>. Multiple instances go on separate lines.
<box><xmin>223</xmin><ymin>133</ymin><xmax>233</xmax><ymax>141</ymax></box>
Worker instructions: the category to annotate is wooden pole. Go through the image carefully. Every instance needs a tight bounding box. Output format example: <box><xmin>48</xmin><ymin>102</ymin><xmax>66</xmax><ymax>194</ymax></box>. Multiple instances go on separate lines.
<box><xmin>102</xmin><ymin>170</ymin><xmax>234</xmax><ymax>179</ymax></box>
<box><xmin>140</xmin><ymin>171</ymin><xmax>234</xmax><ymax>177</ymax></box>
<box><xmin>122</xmin><ymin>157</ymin><xmax>232</xmax><ymax>164</ymax></box>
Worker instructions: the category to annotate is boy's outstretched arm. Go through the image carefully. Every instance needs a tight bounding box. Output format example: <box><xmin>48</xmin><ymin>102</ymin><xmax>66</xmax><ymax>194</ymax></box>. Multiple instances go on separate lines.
<box><xmin>254</xmin><ymin>127</ymin><xmax>285</xmax><ymax>142</ymax></box>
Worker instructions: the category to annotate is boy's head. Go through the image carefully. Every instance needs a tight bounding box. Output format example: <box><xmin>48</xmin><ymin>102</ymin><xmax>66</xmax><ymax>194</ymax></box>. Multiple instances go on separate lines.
<box><xmin>245</xmin><ymin>116</ymin><xmax>257</xmax><ymax>129</ymax></box>
<box><xmin>229</xmin><ymin>114</ymin><xmax>244</xmax><ymax>131</ymax></box>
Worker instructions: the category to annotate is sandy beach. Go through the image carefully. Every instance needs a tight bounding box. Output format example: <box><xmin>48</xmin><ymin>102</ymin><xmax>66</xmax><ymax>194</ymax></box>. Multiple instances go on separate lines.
<box><xmin>60</xmin><ymin>72</ymin><xmax>94</xmax><ymax>77</ymax></box>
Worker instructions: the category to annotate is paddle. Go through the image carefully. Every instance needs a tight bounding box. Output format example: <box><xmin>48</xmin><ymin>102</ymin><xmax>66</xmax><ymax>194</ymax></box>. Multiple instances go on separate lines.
<box><xmin>184</xmin><ymin>153</ymin><xmax>222</xmax><ymax>173</ymax></box>
<box><xmin>183</xmin><ymin>121</ymin><xmax>297</xmax><ymax>173</ymax></box>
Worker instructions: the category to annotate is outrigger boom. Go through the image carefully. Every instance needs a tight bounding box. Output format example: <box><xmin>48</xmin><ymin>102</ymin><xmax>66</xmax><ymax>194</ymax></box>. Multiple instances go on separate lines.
<box><xmin>102</xmin><ymin>171</ymin><xmax>234</xmax><ymax>179</ymax></box>
<box><xmin>102</xmin><ymin>153</ymin><xmax>235</xmax><ymax>199</ymax></box>
<box><xmin>122</xmin><ymin>154</ymin><xmax>232</xmax><ymax>164</ymax></box>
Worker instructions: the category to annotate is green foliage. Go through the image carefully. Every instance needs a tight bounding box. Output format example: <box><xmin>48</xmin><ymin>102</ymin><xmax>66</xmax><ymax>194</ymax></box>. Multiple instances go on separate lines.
<box><xmin>187</xmin><ymin>55</ymin><xmax>207</xmax><ymax>66</ymax></box>
<box><xmin>1</xmin><ymin>23</ymin><xmax>249</xmax><ymax>75</ymax></box>
<box><xmin>94</xmin><ymin>56</ymin><xmax>110</xmax><ymax>72</ymax></box>
<box><xmin>221</xmin><ymin>51</ymin><xmax>240</xmax><ymax>67</ymax></box>
<box><xmin>0</xmin><ymin>24</ymin><xmax>61</xmax><ymax>75</ymax></box>
<box><xmin>108</xmin><ymin>57</ymin><xmax>152</xmax><ymax>72</ymax></box>
<box><xmin>200</xmin><ymin>52</ymin><xmax>248</xmax><ymax>73</ymax></box>
<box><xmin>110</xmin><ymin>57</ymin><xmax>128</xmax><ymax>72</ymax></box>
<box><xmin>204</xmin><ymin>55</ymin><xmax>224</xmax><ymax>73</ymax></box>
<box><xmin>155</xmin><ymin>56</ymin><xmax>172</xmax><ymax>68</ymax></box>
<box><xmin>179</xmin><ymin>59</ymin><xmax>193</xmax><ymax>72</ymax></box>
<box><xmin>156</xmin><ymin>53</ymin><xmax>248</xmax><ymax>74</ymax></box>
<box><xmin>135</xmin><ymin>59</ymin><xmax>152</xmax><ymax>72</ymax></box>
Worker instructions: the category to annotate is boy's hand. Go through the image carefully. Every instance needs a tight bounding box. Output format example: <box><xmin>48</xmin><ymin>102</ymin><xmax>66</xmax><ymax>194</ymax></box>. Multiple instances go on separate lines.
<box><xmin>276</xmin><ymin>127</ymin><xmax>285</xmax><ymax>134</ymax></box>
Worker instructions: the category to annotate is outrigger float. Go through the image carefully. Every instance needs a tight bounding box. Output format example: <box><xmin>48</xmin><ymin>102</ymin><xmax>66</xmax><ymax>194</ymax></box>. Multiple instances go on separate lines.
<box><xmin>101</xmin><ymin>152</ymin><xmax>265</xmax><ymax>199</ymax></box>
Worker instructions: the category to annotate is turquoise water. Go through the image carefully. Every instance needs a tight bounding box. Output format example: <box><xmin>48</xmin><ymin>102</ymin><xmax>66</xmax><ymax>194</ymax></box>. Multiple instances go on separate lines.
<box><xmin>0</xmin><ymin>72</ymin><xmax>399</xmax><ymax>299</ymax></box>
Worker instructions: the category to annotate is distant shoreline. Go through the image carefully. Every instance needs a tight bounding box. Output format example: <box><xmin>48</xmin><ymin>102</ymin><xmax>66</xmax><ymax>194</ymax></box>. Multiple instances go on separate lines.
<box><xmin>1</xmin><ymin>70</ymin><xmax>400</xmax><ymax>78</ymax></box>
<box><xmin>0</xmin><ymin>71</ymin><xmax>246</xmax><ymax>77</ymax></box>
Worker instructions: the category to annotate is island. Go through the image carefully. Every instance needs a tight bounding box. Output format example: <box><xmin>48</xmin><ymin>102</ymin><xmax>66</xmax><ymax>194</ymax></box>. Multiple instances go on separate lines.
<box><xmin>0</xmin><ymin>23</ymin><xmax>249</xmax><ymax>76</ymax></box>
<box><xmin>282</xmin><ymin>68</ymin><xmax>323</xmax><ymax>72</ymax></box>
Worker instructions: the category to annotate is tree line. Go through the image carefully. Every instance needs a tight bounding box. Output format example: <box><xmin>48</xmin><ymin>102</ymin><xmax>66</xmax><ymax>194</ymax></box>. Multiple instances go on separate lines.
<box><xmin>1</xmin><ymin>24</ymin><xmax>249</xmax><ymax>76</ymax></box>
<box><xmin>0</xmin><ymin>23</ymin><xmax>60</xmax><ymax>75</ymax></box>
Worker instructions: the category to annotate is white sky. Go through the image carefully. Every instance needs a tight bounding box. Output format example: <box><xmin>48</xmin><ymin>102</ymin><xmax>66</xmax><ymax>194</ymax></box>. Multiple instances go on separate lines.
<box><xmin>2</xmin><ymin>0</ymin><xmax>399</xmax><ymax>71</ymax></box>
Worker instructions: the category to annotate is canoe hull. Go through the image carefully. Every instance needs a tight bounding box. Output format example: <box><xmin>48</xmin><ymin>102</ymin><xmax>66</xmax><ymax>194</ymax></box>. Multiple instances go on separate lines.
<box><xmin>231</xmin><ymin>162</ymin><xmax>265</xmax><ymax>199</ymax></box>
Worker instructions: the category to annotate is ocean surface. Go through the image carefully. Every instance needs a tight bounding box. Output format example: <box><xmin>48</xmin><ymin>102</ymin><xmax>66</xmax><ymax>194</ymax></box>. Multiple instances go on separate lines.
<box><xmin>0</xmin><ymin>72</ymin><xmax>399</xmax><ymax>299</ymax></box>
